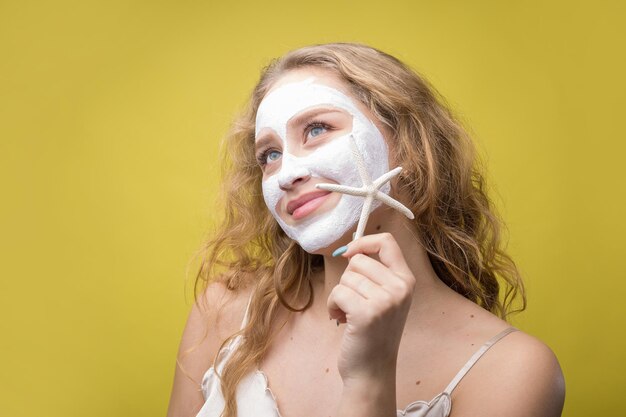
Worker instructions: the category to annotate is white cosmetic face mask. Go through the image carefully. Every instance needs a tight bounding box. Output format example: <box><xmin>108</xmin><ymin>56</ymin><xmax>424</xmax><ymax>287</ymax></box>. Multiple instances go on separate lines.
<box><xmin>255</xmin><ymin>76</ymin><xmax>390</xmax><ymax>253</ymax></box>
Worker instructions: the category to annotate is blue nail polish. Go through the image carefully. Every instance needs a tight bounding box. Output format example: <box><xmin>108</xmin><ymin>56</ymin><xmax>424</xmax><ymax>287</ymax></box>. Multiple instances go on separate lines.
<box><xmin>332</xmin><ymin>245</ymin><xmax>348</xmax><ymax>257</ymax></box>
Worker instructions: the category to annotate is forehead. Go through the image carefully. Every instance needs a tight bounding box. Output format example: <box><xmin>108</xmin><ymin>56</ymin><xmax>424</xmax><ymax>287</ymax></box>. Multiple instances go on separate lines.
<box><xmin>266</xmin><ymin>68</ymin><xmax>351</xmax><ymax>95</ymax></box>
<box><xmin>255</xmin><ymin>70</ymin><xmax>361</xmax><ymax>139</ymax></box>
<box><xmin>255</xmin><ymin>79</ymin><xmax>357</xmax><ymax>129</ymax></box>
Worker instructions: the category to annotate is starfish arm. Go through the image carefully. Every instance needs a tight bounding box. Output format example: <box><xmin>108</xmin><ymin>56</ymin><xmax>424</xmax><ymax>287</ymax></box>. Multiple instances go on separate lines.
<box><xmin>373</xmin><ymin>167</ymin><xmax>403</xmax><ymax>189</ymax></box>
<box><xmin>316</xmin><ymin>183</ymin><xmax>368</xmax><ymax>197</ymax></box>
<box><xmin>354</xmin><ymin>195</ymin><xmax>375</xmax><ymax>240</ymax></box>
<box><xmin>375</xmin><ymin>191</ymin><xmax>415</xmax><ymax>219</ymax></box>
<box><xmin>315</xmin><ymin>183</ymin><xmax>351</xmax><ymax>192</ymax></box>
<box><xmin>349</xmin><ymin>134</ymin><xmax>372</xmax><ymax>185</ymax></box>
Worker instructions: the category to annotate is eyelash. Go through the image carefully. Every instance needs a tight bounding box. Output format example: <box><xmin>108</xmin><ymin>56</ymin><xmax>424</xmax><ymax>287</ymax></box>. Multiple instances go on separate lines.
<box><xmin>256</xmin><ymin>148</ymin><xmax>277</xmax><ymax>167</ymax></box>
<box><xmin>256</xmin><ymin>120</ymin><xmax>333</xmax><ymax>167</ymax></box>
<box><xmin>304</xmin><ymin>120</ymin><xmax>333</xmax><ymax>139</ymax></box>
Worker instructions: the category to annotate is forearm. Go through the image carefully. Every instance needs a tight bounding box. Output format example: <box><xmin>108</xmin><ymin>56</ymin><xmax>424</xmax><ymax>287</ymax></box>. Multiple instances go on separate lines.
<box><xmin>335</xmin><ymin>367</ymin><xmax>398</xmax><ymax>417</ymax></box>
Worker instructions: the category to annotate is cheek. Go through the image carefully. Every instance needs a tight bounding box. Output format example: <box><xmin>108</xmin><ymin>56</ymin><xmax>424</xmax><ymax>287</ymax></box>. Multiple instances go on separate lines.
<box><xmin>306</xmin><ymin>139</ymin><xmax>360</xmax><ymax>183</ymax></box>
<box><xmin>261</xmin><ymin>177</ymin><xmax>282</xmax><ymax>213</ymax></box>
<box><xmin>261</xmin><ymin>157</ymin><xmax>282</xmax><ymax>177</ymax></box>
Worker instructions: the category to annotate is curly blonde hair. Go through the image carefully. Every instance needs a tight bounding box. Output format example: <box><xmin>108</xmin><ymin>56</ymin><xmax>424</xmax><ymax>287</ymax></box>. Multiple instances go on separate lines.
<box><xmin>188</xmin><ymin>42</ymin><xmax>526</xmax><ymax>417</ymax></box>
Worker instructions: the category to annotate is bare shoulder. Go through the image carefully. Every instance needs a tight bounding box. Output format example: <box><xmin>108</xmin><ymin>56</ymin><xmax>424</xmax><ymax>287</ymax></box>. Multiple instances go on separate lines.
<box><xmin>193</xmin><ymin>279</ymin><xmax>255</xmax><ymax>349</ymax></box>
<box><xmin>451</xmin><ymin>328</ymin><xmax>566</xmax><ymax>417</ymax></box>
<box><xmin>166</xmin><ymin>277</ymin><xmax>254</xmax><ymax>417</ymax></box>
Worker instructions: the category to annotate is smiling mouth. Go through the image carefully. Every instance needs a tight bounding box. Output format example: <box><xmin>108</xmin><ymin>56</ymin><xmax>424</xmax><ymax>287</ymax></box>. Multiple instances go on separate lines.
<box><xmin>289</xmin><ymin>192</ymin><xmax>332</xmax><ymax>220</ymax></box>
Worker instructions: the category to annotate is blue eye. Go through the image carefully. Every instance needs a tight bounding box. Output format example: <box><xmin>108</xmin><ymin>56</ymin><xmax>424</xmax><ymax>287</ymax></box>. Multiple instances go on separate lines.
<box><xmin>305</xmin><ymin>121</ymin><xmax>331</xmax><ymax>140</ymax></box>
<box><xmin>310</xmin><ymin>126</ymin><xmax>325</xmax><ymax>137</ymax></box>
<box><xmin>257</xmin><ymin>148</ymin><xmax>282</xmax><ymax>167</ymax></box>
<box><xmin>267</xmin><ymin>150</ymin><xmax>281</xmax><ymax>162</ymax></box>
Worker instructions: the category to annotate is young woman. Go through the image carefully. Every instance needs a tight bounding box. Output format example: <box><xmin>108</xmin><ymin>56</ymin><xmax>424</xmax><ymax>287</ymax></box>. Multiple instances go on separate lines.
<box><xmin>167</xmin><ymin>43</ymin><xmax>565</xmax><ymax>417</ymax></box>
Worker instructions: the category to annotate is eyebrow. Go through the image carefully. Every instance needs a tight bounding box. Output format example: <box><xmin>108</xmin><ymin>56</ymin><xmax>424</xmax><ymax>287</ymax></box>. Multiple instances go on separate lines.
<box><xmin>288</xmin><ymin>107</ymin><xmax>344</xmax><ymax>127</ymax></box>
<box><xmin>254</xmin><ymin>135</ymin><xmax>273</xmax><ymax>151</ymax></box>
<box><xmin>254</xmin><ymin>107</ymin><xmax>345</xmax><ymax>150</ymax></box>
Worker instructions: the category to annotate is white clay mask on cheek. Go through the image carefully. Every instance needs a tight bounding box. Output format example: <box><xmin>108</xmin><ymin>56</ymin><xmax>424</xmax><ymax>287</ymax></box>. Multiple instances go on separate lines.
<box><xmin>255</xmin><ymin>76</ymin><xmax>391</xmax><ymax>253</ymax></box>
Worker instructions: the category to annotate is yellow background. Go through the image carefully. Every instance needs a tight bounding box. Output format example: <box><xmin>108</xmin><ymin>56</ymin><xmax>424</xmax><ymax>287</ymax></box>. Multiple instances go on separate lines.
<box><xmin>1</xmin><ymin>1</ymin><xmax>624</xmax><ymax>416</ymax></box>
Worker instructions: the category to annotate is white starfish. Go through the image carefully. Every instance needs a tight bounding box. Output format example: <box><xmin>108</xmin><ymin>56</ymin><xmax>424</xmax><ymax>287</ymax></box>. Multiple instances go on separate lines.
<box><xmin>315</xmin><ymin>134</ymin><xmax>415</xmax><ymax>241</ymax></box>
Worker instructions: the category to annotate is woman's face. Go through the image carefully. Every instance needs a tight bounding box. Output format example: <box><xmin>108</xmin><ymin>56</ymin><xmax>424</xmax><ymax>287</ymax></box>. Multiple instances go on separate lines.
<box><xmin>255</xmin><ymin>68</ymin><xmax>392</xmax><ymax>254</ymax></box>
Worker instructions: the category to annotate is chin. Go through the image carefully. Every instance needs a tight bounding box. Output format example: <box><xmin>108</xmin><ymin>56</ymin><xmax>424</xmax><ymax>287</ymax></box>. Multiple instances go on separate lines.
<box><xmin>297</xmin><ymin>226</ymin><xmax>356</xmax><ymax>257</ymax></box>
<box><xmin>305</xmin><ymin>245</ymin><xmax>334</xmax><ymax>257</ymax></box>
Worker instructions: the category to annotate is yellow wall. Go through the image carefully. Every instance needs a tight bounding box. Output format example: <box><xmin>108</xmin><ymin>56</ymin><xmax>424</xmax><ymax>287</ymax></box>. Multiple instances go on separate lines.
<box><xmin>1</xmin><ymin>1</ymin><xmax>624</xmax><ymax>416</ymax></box>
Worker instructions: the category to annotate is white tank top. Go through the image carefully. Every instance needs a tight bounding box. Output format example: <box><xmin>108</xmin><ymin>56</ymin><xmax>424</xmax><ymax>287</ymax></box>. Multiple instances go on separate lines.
<box><xmin>196</xmin><ymin>293</ymin><xmax>518</xmax><ymax>417</ymax></box>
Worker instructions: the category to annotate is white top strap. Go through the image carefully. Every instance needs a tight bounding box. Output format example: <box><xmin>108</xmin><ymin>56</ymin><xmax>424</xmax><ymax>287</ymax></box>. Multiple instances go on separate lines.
<box><xmin>240</xmin><ymin>291</ymin><xmax>254</xmax><ymax>330</ymax></box>
<box><xmin>443</xmin><ymin>327</ymin><xmax>519</xmax><ymax>394</ymax></box>
<box><xmin>214</xmin><ymin>292</ymin><xmax>255</xmax><ymax>374</ymax></box>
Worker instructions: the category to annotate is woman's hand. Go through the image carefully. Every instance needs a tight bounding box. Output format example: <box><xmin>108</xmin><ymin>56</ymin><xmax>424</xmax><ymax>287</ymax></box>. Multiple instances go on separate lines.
<box><xmin>327</xmin><ymin>232</ymin><xmax>416</xmax><ymax>383</ymax></box>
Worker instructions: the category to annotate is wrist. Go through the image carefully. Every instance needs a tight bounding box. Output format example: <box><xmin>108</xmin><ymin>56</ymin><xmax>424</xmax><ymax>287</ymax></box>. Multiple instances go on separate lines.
<box><xmin>338</xmin><ymin>370</ymin><xmax>397</xmax><ymax>417</ymax></box>
<box><xmin>342</xmin><ymin>364</ymin><xmax>396</xmax><ymax>390</ymax></box>
<box><xmin>340</xmin><ymin>355</ymin><xmax>398</xmax><ymax>384</ymax></box>
<box><xmin>342</xmin><ymin>362</ymin><xmax>397</xmax><ymax>398</ymax></box>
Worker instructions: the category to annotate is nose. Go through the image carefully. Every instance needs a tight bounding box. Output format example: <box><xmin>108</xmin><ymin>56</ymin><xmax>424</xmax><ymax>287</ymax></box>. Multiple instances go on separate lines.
<box><xmin>277</xmin><ymin>154</ymin><xmax>312</xmax><ymax>191</ymax></box>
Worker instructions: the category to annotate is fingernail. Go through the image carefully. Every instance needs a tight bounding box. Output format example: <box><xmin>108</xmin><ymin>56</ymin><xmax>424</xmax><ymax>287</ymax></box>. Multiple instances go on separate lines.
<box><xmin>332</xmin><ymin>245</ymin><xmax>348</xmax><ymax>257</ymax></box>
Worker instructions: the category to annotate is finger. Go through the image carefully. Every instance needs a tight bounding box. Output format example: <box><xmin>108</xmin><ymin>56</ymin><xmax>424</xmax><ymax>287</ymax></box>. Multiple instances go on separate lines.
<box><xmin>345</xmin><ymin>253</ymin><xmax>393</xmax><ymax>287</ymax></box>
<box><xmin>340</xmin><ymin>232</ymin><xmax>413</xmax><ymax>280</ymax></box>
<box><xmin>345</xmin><ymin>253</ymin><xmax>409</xmax><ymax>297</ymax></box>
<box><xmin>327</xmin><ymin>283</ymin><xmax>366</xmax><ymax>322</ymax></box>
<box><xmin>340</xmin><ymin>270</ymin><xmax>383</xmax><ymax>300</ymax></box>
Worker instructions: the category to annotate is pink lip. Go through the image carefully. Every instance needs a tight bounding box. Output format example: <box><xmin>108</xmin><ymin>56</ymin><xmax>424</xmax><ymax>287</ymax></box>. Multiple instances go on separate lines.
<box><xmin>291</xmin><ymin>192</ymin><xmax>332</xmax><ymax>220</ymax></box>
